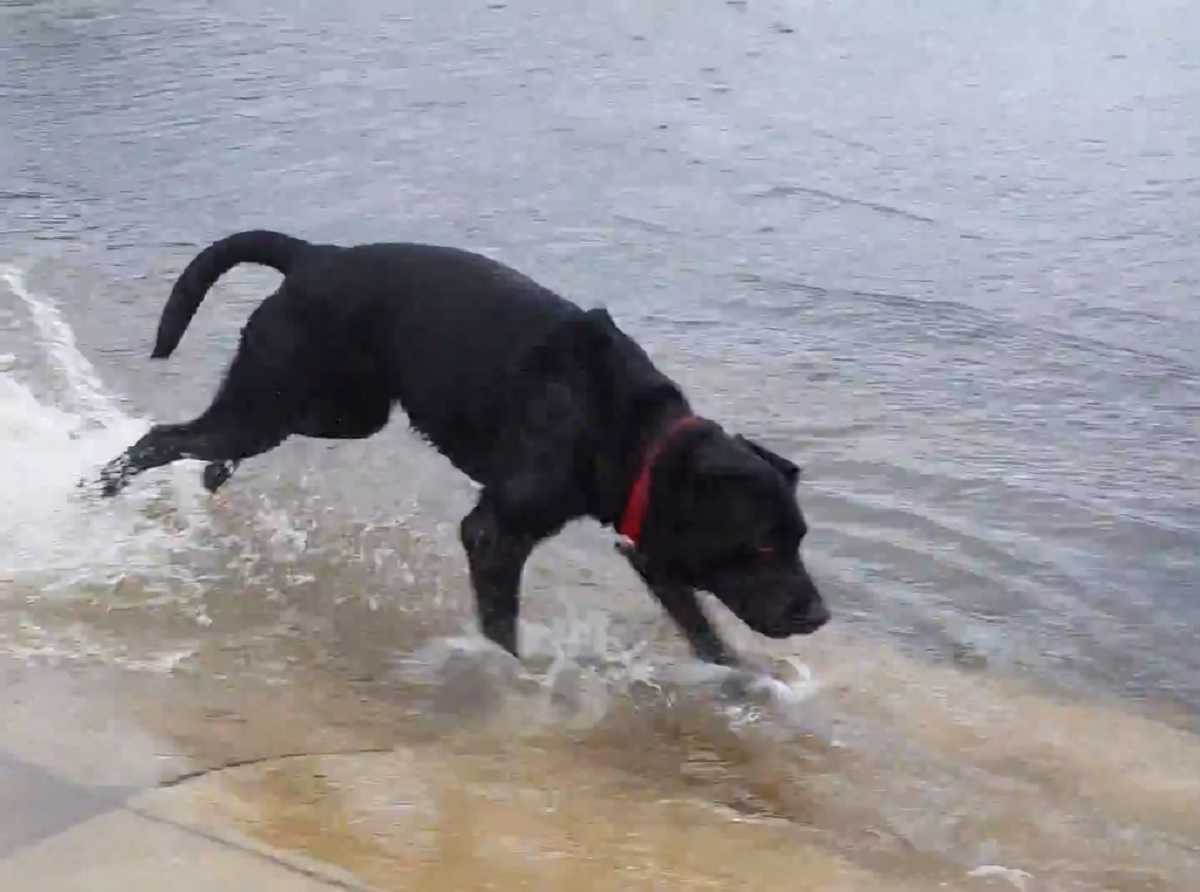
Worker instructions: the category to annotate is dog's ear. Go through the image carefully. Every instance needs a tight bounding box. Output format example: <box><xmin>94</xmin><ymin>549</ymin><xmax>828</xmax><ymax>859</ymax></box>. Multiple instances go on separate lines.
<box><xmin>735</xmin><ymin>435</ymin><xmax>802</xmax><ymax>488</ymax></box>
<box><xmin>520</xmin><ymin>308</ymin><xmax>617</xmax><ymax>378</ymax></box>
<box><xmin>581</xmin><ymin>306</ymin><xmax>619</xmax><ymax>334</ymax></box>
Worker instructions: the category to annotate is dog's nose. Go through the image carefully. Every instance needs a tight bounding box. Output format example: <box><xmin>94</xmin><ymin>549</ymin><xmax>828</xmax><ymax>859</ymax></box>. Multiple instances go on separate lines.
<box><xmin>802</xmin><ymin>599</ymin><xmax>830</xmax><ymax>630</ymax></box>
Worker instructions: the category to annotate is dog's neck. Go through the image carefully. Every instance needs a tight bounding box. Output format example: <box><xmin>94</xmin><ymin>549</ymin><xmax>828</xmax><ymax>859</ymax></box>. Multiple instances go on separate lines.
<box><xmin>616</xmin><ymin>412</ymin><xmax>705</xmax><ymax>547</ymax></box>
<box><xmin>589</xmin><ymin>390</ymin><xmax>695</xmax><ymax>532</ymax></box>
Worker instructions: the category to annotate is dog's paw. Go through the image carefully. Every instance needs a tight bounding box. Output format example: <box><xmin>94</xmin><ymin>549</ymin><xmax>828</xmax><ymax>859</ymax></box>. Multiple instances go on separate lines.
<box><xmin>715</xmin><ymin>668</ymin><xmax>762</xmax><ymax>701</ymax></box>
<box><xmin>74</xmin><ymin>474</ymin><xmax>117</xmax><ymax>500</ymax></box>
<box><xmin>201</xmin><ymin>461</ymin><xmax>233</xmax><ymax>493</ymax></box>
<box><xmin>91</xmin><ymin>455</ymin><xmax>132</xmax><ymax>498</ymax></box>
<box><xmin>703</xmin><ymin>657</ymin><xmax>815</xmax><ymax>705</ymax></box>
<box><xmin>97</xmin><ymin>472</ymin><xmax>124</xmax><ymax>498</ymax></box>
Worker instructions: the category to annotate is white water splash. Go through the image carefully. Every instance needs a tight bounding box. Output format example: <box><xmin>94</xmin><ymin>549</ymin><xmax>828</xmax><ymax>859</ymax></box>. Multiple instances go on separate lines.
<box><xmin>660</xmin><ymin>656</ymin><xmax>824</xmax><ymax>706</ymax></box>
<box><xmin>5</xmin><ymin>615</ymin><xmax>199</xmax><ymax>675</ymax></box>
<box><xmin>400</xmin><ymin>609</ymin><xmax>826</xmax><ymax>735</ymax></box>
<box><xmin>0</xmin><ymin>264</ymin><xmax>123</xmax><ymax>424</ymax></box>
<box><xmin>967</xmin><ymin>864</ymin><xmax>1034</xmax><ymax>891</ymax></box>
<box><xmin>0</xmin><ymin>262</ymin><xmax>207</xmax><ymax>593</ymax></box>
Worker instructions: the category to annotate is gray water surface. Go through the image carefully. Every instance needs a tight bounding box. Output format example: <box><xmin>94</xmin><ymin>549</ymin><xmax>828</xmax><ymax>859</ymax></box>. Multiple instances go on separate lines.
<box><xmin>2</xmin><ymin>0</ymin><xmax>1199</xmax><ymax>739</ymax></box>
<box><xmin>6</xmin><ymin>2</ymin><xmax>1200</xmax><ymax>888</ymax></box>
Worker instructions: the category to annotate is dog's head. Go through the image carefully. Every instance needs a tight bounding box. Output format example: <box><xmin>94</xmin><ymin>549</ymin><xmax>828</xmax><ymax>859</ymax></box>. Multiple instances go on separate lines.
<box><xmin>518</xmin><ymin>307</ymin><xmax>828</xmax><ymax>639</ymax></box>
<box><xmin>639</xmin><ymin>427</ymin><xmax>828</xmax><ymax>639</ymax></box>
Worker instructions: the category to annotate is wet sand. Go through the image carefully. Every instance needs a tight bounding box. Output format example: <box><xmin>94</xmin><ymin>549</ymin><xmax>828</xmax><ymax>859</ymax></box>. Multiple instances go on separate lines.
<box><xmin>5</xmin><ymin>598</ymin><xmax>1200</xmax><ymax>891</ymax></box>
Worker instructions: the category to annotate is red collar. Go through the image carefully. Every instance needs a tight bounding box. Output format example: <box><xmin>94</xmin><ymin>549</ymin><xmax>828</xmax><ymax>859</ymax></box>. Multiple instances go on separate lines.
<box><xmin>617</xmin><ymin>414</ymin><xmax>705</xmax><ymax>548</ymax></box>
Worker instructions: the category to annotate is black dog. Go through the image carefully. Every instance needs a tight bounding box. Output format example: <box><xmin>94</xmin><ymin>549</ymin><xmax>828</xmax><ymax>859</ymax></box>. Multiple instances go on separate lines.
<box><xmin>98</xmin><ymin>230</ymin><xmax>828</xmax><ymax>665</ymax></box>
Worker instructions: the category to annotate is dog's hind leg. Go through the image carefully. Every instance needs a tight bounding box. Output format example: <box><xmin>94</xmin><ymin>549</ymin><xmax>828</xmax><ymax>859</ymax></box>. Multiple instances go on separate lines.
<box><xmin>202</xmin><ymin>459</ymin><xmax>241</xmax><ymax>493</ymax></box>
<box><xmin>99</xmin><ymin>419</ymin><xmax>288</xmax><ymax>497</ymax></box>
<box><xmin>99</xmin><ymin>306</ymin><xmax>310</xmax><ymax>497</ymax></box>
<box><xmin>198</xmin><ymin>389</ymin><xmax>392</xmax><ymax>495</ymax></box>
<box><xmin>199</xmin><ymin>390</ymin><xmax>392</xmax><ymax>494</ymax></box>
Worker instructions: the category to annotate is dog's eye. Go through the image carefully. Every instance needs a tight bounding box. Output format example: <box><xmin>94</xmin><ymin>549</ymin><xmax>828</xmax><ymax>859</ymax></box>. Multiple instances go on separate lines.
<box><xmin>713</xmin><ymin>545</ymin><xmax>770</xmax><ymax>571</ymax></box>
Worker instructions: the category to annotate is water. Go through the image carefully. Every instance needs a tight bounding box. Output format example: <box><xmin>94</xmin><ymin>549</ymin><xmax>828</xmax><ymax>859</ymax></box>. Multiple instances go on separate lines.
<box><xmin>3</xmin><ymin>0</ymin><xmax>1200</xmax><ymax>888</ymax></box>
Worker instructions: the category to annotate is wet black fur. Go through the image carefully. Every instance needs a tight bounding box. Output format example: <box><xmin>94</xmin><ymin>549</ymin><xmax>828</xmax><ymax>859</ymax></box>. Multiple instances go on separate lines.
<box><xmin>98</xmin><ymin>230</ymin><xmax>828</xmax><ymax>664</ymax></box>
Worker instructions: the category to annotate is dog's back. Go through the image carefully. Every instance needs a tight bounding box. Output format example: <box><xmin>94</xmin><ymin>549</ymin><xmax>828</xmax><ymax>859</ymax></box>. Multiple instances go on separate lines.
<box><xmin>292</xmin><ymin>242</ymin><xmax>585</xmax><ymax>472</ymax></box>
<box><xmin>154</xmin><ymin>231</ymin><xmax>587</xmax><ymax>479</ymax></box>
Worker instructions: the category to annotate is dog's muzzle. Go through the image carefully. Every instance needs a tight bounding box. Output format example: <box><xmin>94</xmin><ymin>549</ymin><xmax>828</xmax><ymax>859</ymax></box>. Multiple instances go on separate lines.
<box><xmin>709</xmin><ymin>563</ymin><xmax>829</xmax><ymax>639</ymax></box>
<box><xmin>781</xmin><ymin>594</ymin><xmax>830</xmax><ymax>636</ymax></box>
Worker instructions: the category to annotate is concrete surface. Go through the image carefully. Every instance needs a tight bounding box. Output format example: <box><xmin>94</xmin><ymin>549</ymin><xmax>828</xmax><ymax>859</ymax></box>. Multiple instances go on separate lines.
<box><xmin>0</xmin><ymin>806</ymin><xmax>360</xmax><ymax>892</ymax></box>
<box><xmin>0</xmin><ymin>657</ymin><xmax>381</xmax><ymax>892</ymax></box>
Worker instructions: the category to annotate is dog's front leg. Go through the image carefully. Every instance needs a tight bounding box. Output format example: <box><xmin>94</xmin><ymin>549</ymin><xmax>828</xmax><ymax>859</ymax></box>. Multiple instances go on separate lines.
<box><xmin>460</xmin><ymin>501</ymin><xmax>537</xmax><ymax>658</ymax></box>
<box><xmin>616</xmin><ymin>544</ymin><xmax>739</xmax><ymax>665</ymax></box>
<box><xmin>649</xmin><ymin>582</ymin><xmax>741</xmax><ymax>666</ymax></box>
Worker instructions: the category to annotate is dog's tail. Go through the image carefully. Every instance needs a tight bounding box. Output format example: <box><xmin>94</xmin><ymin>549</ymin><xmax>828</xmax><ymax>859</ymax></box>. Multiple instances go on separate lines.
<box><xmin>151</xmin><ymin>229</ymin><xmax>312</xmax><ymax>359</ymax></box>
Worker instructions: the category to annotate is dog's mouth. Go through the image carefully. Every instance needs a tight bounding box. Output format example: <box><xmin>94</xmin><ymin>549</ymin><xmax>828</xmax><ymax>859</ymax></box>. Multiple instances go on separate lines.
<box><xmin>703</xmin><ymin>560</ymin><xmax>828</xmax><ymax>639</ymax></box>
<box><xmin>745</xmin><ymin>601</ymin><xmax>827</xmax><ymax>638</ymax></box>
<box><xmin>709</xmin><ymin>580</ymin><xmax>829</xmax><ymax>639</ymax></box>
<box><xmin>781</xmin><ymin>596</ymin><xmax>830</xmax><ymax>636</ymax></box>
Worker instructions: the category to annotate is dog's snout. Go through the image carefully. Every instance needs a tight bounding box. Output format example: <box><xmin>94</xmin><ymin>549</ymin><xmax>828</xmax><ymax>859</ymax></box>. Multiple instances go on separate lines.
<box><xmin>802</xmin><ymin>598</ymin><xmax>830</xmax><ymax>629</ymax></box>
<box><xmin>784</xmin><ymin>592</ymin><xmax>828</xmax><ymax>634</ymax></box>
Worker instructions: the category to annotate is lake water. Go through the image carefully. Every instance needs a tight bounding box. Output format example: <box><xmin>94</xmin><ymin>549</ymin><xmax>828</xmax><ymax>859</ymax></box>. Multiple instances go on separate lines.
<box><xmin>3</xmin><ymin>1</ymin><xmax>1199</xmax><ymax>888</ymax></box>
